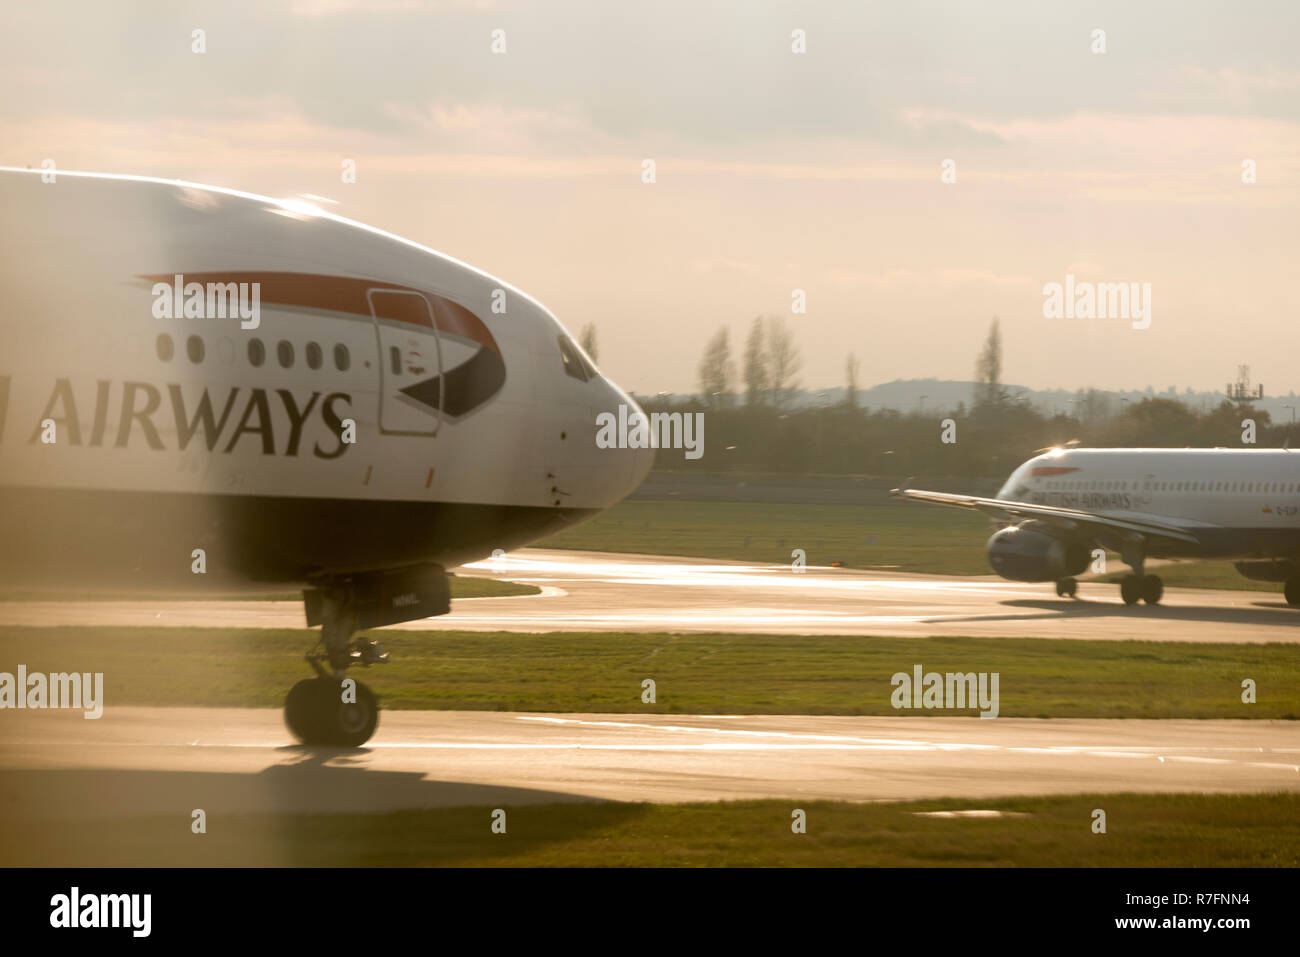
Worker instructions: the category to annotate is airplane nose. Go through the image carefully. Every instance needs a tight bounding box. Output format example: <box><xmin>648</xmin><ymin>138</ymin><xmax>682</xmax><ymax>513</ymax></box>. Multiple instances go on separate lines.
<box><xmin>598</xmin><ymin>378</ymin><xmax>654</xmax><ymax>499</ymax></box>
<box><xmin>629</xmin><ymin>427</ymin><xmax>655</xmax><ymax>490</ymax></box>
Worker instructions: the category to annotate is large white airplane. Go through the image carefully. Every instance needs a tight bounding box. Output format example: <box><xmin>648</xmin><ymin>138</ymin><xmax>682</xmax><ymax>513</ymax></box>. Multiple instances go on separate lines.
<box><xmin>895</xmin><ymin>446</ymin><xmax>1300</xmax><ymax>607</ymax></box>
<box><xmin>0</xmin><ymin>168</ymin><xmax>653</xmax><ymax>746</ymax></box>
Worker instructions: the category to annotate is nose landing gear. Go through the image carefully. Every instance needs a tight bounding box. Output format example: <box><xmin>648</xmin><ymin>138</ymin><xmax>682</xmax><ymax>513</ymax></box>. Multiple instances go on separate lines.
<box><xmin>284</xmin><ymin>599</ymin><xmax>385</xmax><ymax>747</ymax></box>
<box><xmin>285</xmin><ymin>588</ymin><xmax>384</xmax><ymax>747</ymax></box>
<box><xmin>282</xmin><ymin>563</ymin><xmax>450</xmax><ymax>748</ymax></box>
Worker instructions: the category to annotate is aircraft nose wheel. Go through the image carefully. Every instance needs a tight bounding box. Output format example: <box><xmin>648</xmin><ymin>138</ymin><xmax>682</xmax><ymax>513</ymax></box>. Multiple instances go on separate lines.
<box><xmin>285</xmin><ymin>677</ymin><xmax>379</xmax><ymax>747</ymax></box>
<box><xmin>1055</xmin><ymin>577</ymin><xmax>1077</xmax><ymax>598</ymax></box>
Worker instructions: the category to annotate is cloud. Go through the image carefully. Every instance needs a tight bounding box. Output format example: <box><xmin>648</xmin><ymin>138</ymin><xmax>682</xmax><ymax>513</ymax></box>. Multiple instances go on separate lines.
<box><xmin>690</xmin><ymin>257</ymin><xmax>762</xmax><ymax>277</ymax></box>
<box><xmin>826</xmin><ymin>268</ymin><xmax>1033</xmax><ymax>289</ymax></box>
<box><xmin>288</xmin><ymin>0</ymin><xmax>494</xmax><ymax>15</ymax></box>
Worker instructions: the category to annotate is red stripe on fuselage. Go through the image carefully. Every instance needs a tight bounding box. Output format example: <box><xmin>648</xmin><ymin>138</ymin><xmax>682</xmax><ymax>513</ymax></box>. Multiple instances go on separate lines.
<box><xmin>138</xmin><ymin>271</ymin><xmax>501</xmax><ymax>356</ymax></box>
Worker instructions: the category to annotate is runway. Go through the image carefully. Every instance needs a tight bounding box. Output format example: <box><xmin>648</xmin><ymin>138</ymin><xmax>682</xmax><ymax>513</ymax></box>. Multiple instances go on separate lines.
<box><xmin>2</xmin><ymin>708</ymin><xmax>1296</xmax><ymax>822</ymax></box>
<box><xmin>1</xmin><ymin>548</ymin><xmax>1297</xmax><ymax>642</ymax></box>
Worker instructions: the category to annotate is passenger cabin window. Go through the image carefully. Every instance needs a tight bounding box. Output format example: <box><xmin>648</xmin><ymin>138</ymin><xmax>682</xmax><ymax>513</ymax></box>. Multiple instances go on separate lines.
<box><xmin>232</xmin><ymin>337</ymin><xmax>350</xmax><ymax>371</ymax></box>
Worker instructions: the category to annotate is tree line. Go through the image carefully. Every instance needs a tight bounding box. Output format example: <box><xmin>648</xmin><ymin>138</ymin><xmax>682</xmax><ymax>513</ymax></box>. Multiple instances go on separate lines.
<box><xmin>635</xmin><ymin>317</ymin><xmax>1296</xmax><ymax>478</ymax></box>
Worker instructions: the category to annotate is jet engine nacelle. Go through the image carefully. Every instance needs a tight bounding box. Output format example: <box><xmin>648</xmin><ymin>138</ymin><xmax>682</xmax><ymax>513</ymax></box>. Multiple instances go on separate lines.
<box><xmin>986</xmin><ymin>523</ymin><xmax>1090</xmax><ymax>582</ymax></box>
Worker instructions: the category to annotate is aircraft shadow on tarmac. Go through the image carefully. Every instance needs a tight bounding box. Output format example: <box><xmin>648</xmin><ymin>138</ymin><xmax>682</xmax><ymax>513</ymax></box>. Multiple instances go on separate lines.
<box><xmin>940</xmin><ymin>597</ymin><xmax>1300</xmax><ymax>628</ymax></box>
<box><xmin>0</xmin><ymin>763</ymin><xmax>630</xmax><ymax>866</ymax></box>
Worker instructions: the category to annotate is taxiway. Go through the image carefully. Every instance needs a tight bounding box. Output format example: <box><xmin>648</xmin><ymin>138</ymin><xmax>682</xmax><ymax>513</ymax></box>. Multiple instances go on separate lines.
<box><xmin>0</xmin><ymin>549</ymin><xmax>1295</xmax><ymax>642</ymax></box>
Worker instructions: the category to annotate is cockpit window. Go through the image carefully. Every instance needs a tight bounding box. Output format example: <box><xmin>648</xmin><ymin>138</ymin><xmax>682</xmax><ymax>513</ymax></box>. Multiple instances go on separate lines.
<box><xmin>557</xmin><ymin>334</ymin><xmax>596</xmax><ymax>382</ymax></box>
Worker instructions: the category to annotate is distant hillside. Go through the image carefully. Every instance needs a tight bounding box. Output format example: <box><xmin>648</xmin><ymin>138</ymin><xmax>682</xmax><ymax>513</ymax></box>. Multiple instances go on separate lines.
<box><xmin>777</xmin><ymin>379</ymin><xmax>1300</xmax><ymax>421</ymax></box>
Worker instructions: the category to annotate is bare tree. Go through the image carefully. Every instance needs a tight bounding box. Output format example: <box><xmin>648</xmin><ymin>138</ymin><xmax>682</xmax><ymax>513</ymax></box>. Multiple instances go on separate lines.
<box><xmin>698</xmin><ymin>326</ymin><xmax>735</xmax><ymax>408</ymax></box>
<box><xmin>742</xmin><ymin>317</ymin><xmax>771</xmax><ymax>407</ymax></box>
<box><xmin>845</xmin><ymin>353</ymin><xmax>860</xmax><ymax>409</ymax></box>
<box><xmin>1076</xmin><ymin>387</ymin><xmax>1113</xmax><ymax>426</ymax></box>
<box><xmin>578</xmin><ymin>323</ymin><xmax>598</xmax><ymax>364</ymax></box>
<box><xmin>765</xmin><ymin>315</ymin><xmax>802</xmax><ymax>410</ymax></box>
<box><xmin>973</xmin><ymin>317</ymin><xmax>1003</xmax><ymax>411</ymax></box>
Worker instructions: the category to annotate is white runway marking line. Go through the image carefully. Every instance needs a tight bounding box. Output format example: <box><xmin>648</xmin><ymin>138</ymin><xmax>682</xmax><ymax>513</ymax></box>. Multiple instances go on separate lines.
<box><xmin>189</xmin><ymin>741</ymin><xmax>1300</xmax><ymax>768</ymax></box>
<box><xmin>464</xmin><ymin>556</ymin><xmax>1029</xmax><ymax>595</ymax></box>
<box><xmin>495</xmin><ymin>717</ymin><xmax>1296</xmax><ymax>768</ymax></box>
<box><xmin>1008</xmin><ymin>745</ymin><xmax>1291</xmax><ymax>754</ymax></box>
<box><xmin>209</xmin><ymin>742</ymin><xmax>974</xmax><ymax>751</ymax></box>
<box><xmin>914</xmin><ymin>810</ymin><xmax>1030</xmax><ymax>819</ymax></box>
<box><xmin>75</xmin><ymin>718</ymin><xmax>1300</xmax><ymax>771</ymax></box>
<box><xmin>517</xmin><ymin>716</ymin><xmax>953</xmax><ymax>747</ymax></box>
<box><xmin>436</xmin><ymin>614</ymin><xmax>958</xmax><ymax>625</ymax></box>
<box><xmin>42</xmin><ymin>738</ymin><xmax>1300</xmax><ymax>768</ymax></box>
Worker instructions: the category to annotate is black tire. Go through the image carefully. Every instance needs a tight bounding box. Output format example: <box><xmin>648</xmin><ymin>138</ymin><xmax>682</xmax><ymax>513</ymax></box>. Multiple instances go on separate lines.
<box><xmin>1119</xmin><ymin>576</ymin><xmax>1142</xmax><ymax>606</ymax></box>
<box><xmin>1141</xmin><ymin>574</ymin><xmax>1163</xmax><ymax>605</ymax></box>
<box><xmin>1285</xmin><ymin>578</ymin><xmax>1300</xmax><ymax>607</ymax></box>
<box><xmin>285</xmin><ymin>677</ymin><xmax>328</xmax><ymax>744</ymax></box>
<box><xmin>285</xmin><ymin>678</ymin><xmax>379</xmax><ymax>747</ymax></box>
<box><xmin>319</xmin><ymin>679</ymin><xmax>379</xmax><ymax>747</ymax></box>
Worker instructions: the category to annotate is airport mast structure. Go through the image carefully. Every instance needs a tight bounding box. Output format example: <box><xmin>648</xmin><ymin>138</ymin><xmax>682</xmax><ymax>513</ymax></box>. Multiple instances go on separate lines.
<box><xmin>1226</xmin><ymin>364</ymin><xmax>1264</xmax><ymax>405</ymax></box>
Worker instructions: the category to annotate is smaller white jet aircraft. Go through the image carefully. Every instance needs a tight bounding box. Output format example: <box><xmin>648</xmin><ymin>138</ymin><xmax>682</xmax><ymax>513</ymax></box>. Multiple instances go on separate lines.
<box><xmin>894</xmin><ymin>446</ymin><xmax>1300</xmax><ymax>606</ymax></box>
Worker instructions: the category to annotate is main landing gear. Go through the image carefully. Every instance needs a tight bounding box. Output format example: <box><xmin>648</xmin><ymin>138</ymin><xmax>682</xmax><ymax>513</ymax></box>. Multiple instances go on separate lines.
<box><xmin>1115</xmin><ymin>542</ymin><xmax>1162</xmax><ymax>605</ymax></box>
<box><xmin>1056</xmin><ymin>572</ymin><xmax>1162</xmax><ymax>603</ymax></box>
<box><xmin>1119</xmin><ymin>573</ymin><xmax>1163</xmax><ymax>606</ymax></box>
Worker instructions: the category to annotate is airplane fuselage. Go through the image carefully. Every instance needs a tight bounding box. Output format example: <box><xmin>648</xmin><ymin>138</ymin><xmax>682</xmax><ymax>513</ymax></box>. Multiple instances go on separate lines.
<box><xmin>996</xmin><ymin>448</ymin><xmax>1300</xmax><ymax>560</ymax></box>
<box><xmin>0</xmin><ymin>170</ymin><xmax>652</xmax><ymax>594</ymax></box>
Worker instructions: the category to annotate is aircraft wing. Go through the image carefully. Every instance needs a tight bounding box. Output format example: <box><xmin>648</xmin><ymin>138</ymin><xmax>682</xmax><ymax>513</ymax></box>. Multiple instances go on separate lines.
<box><xmin>891</xmin><ymin>487</ymin><xmax>1202</xmax><ymax>548</ymax></box>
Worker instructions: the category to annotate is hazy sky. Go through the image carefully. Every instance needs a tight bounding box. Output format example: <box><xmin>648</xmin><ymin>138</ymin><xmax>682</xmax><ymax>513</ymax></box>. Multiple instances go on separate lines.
<box><xmin>3</xmin><ymin>1</ymin><xmax>1297</xmax><ymax>396</ymax></box>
